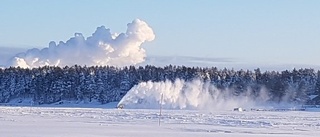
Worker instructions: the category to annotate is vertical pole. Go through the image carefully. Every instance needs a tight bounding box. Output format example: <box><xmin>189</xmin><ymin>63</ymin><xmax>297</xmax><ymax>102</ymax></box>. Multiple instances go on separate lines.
<box><xmin>30</xmin><ymin>100</ymin><xmax>33</xmax><ymax>113</ymax></box>
<box><xmin>159</xmin><ymin>93</ymin><xmax>163</xmax><ymax>126</ymax></box>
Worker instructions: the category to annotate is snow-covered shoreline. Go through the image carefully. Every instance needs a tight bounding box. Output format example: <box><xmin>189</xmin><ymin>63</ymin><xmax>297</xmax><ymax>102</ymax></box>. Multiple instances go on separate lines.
<box><xmin>1</xmin><ymin>105</ymin><xmax>320</xmax><ymax>137</ymax></box>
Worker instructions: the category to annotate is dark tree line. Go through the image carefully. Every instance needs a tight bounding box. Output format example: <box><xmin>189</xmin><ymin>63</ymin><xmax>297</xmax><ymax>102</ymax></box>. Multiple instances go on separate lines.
<box><xmin>0</xmin><ymin>65</ymin><xmax>320</xmax><ymax>105</ymax></box>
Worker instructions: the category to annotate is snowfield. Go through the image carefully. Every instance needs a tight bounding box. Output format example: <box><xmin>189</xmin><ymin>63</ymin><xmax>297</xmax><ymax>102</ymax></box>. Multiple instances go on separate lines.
<box><xmin>1</xmin><ymin>105</ymin><xmax>320</xmax><ymax>137</ymax></box>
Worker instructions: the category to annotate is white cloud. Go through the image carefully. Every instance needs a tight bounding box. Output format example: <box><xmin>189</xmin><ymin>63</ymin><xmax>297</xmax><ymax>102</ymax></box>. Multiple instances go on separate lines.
<box><xmin>7</xmin><ymin>19</ymin><xmax>155</xmax><ymax>68</ymax></box>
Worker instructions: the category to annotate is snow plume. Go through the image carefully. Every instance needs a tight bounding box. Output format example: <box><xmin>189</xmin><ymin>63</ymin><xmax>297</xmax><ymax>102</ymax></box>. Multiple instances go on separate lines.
<box><xmin>118</xmin><ymin>79</ymin><xmax>271</xmax><ymax>110</ymax></box>
<box><xmin>7</xmin><ymin>19</ymin><xmax>155</xmax><ymax>68</ymax></box>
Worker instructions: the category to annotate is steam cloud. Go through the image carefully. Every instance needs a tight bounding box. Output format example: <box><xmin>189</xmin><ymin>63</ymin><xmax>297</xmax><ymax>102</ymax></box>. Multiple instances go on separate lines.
<box><xmin>118</xmin><ymin>79</ymin><xmax>272</xmax><ymax>110</ymax></box>
<box><xmin>7</xmin><ymin>19</ymin><xmax>155</xmax><ymax>68</ymax></box>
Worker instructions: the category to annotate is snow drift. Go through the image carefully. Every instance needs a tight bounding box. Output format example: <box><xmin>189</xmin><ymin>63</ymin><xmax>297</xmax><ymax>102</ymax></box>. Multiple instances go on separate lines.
<box><xmin>7</xmin><ymin>19</ymin><xmax>155</xmax><ymax>68</ymax></box>
<box><xmin>118</xmin><ymin>79</ymin><xmax>272</xmax><ymax>110</ymax></box>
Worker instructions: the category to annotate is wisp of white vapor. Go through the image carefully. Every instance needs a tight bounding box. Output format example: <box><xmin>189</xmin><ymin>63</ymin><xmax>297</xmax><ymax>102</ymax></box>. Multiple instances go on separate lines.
<box><xmin>7</xmin><ymin>19</ymin><xmax>155</xmax><ymax>68</ymax></box>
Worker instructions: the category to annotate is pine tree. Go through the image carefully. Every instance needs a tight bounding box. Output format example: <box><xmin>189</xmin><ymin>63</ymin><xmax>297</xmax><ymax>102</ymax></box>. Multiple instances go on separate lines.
<box><xmin>315</xmin><ymin>71</ymin><xmax>320</xmax><ymax>95</ymax></box>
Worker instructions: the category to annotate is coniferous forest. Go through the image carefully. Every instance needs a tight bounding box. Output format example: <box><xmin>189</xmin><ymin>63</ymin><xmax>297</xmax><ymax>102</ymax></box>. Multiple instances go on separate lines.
<box><xmin>0</xmin><ymin>65</ymin><xmax>320</xmax><ymax>105</ymax></box>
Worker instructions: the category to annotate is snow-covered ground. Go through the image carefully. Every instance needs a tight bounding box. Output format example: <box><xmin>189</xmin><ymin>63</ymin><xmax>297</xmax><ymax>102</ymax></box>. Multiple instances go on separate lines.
<box><xmin>1</xmin><ymin>105</ymin><xmax>320</xmax><ymax>137</ymax></box>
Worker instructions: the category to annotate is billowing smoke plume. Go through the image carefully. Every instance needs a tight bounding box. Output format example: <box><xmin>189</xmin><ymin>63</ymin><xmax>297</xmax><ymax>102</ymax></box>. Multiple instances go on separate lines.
<box><xmin>7</xmin><ymin>19</ymin><xmax>155</xmax><ymax>68</ymax></box>
<box><xmin>118</xmin><ymin>79</ymin><xmax>271</xmax><ymax>110</ymax></box>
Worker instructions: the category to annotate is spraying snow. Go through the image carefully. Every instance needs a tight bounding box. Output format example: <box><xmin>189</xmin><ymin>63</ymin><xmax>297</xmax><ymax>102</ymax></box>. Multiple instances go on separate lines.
<box><xmin>7</xmin><ymin>19</ymin><xmax>155</xmax><ymax>68</ymax></box>
<box><xmin>118</xmin><ymin>79</ymin><xmax>271</xmax><ymax>110</ymax></box>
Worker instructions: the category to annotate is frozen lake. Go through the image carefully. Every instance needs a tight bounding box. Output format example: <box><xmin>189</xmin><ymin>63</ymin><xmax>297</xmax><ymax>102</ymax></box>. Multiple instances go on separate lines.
<box><xmin>1</xmin><ymin>106</ymin><xmax>320</xmax><ymax>137</ymax></box>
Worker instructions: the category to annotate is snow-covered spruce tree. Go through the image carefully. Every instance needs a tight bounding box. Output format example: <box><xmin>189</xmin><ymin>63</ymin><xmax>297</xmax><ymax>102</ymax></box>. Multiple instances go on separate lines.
<box><xmin>0</xmin><ymin>65</ymin><xmax>319</xmax><ymax>105</ymax></box>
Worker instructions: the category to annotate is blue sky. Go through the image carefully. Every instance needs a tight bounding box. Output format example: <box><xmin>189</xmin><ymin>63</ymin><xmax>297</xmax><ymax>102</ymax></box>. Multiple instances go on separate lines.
<box><xmin>1</xmin><ymin>0</ymin><xmax>320</xmax><ymax>66</ymax></box>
